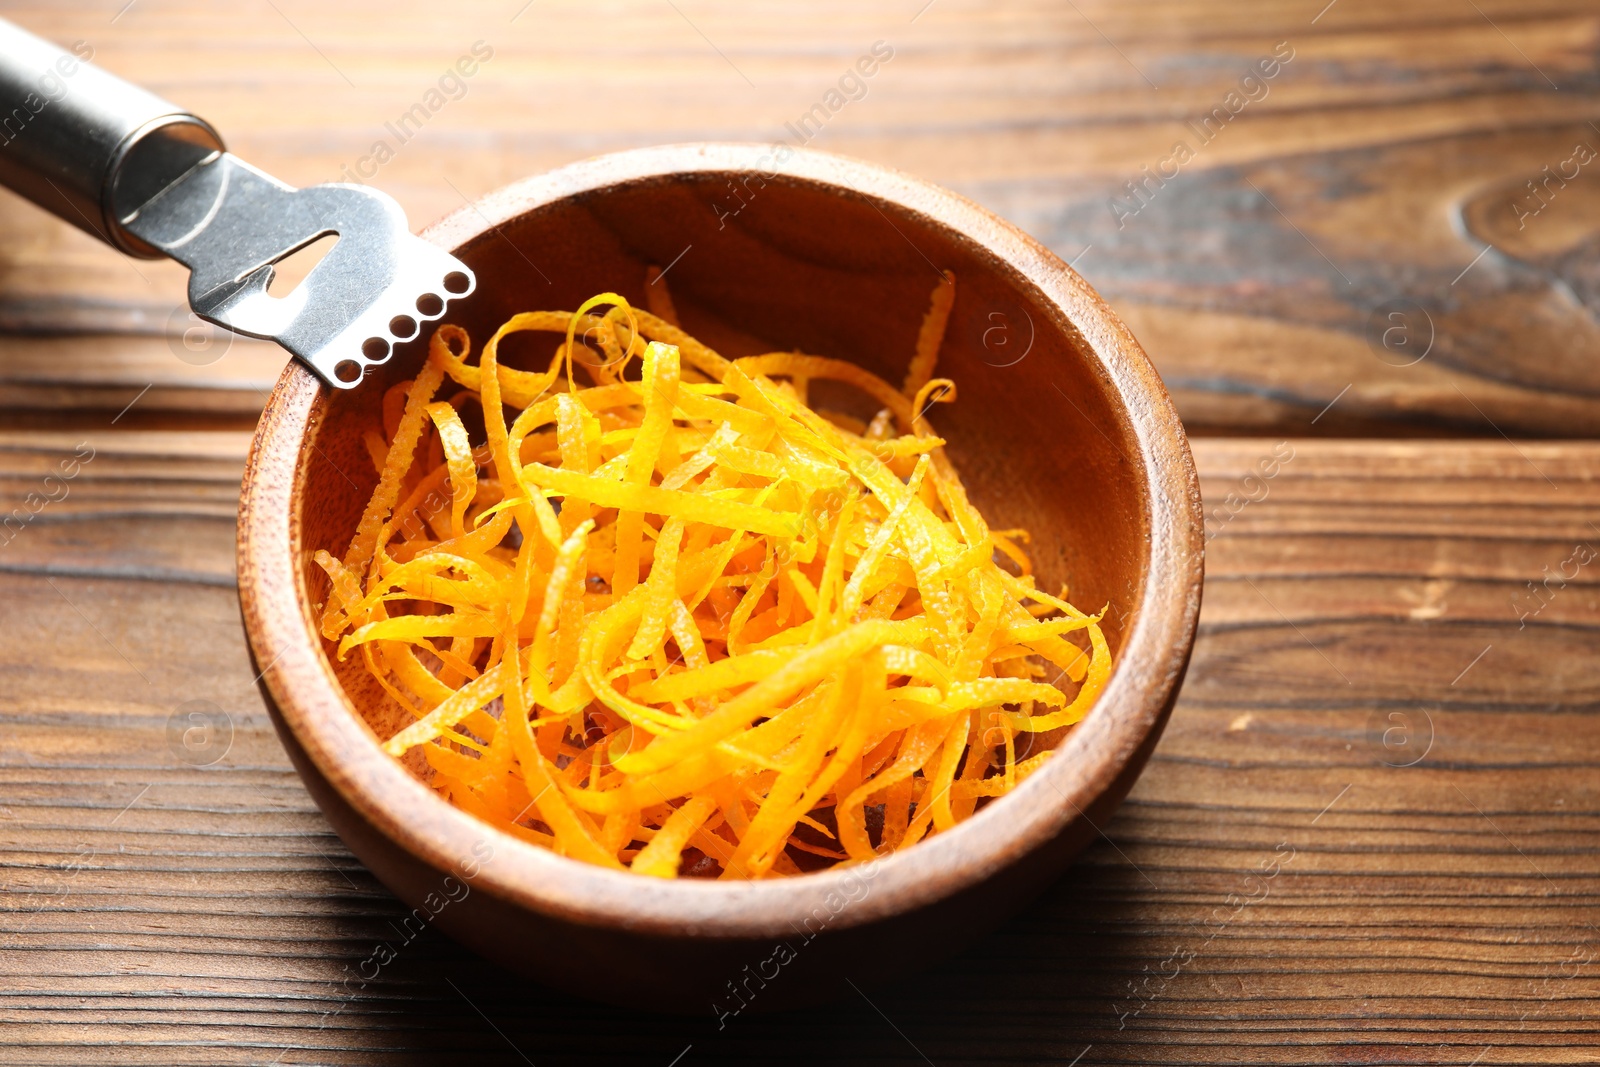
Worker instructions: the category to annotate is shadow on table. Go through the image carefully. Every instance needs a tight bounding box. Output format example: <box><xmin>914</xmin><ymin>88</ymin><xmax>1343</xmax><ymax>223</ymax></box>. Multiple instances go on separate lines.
<box><xmin>329</xmin><ymin>837</ymin><xmax>1151</xmax><ymax>1067</ymax></box>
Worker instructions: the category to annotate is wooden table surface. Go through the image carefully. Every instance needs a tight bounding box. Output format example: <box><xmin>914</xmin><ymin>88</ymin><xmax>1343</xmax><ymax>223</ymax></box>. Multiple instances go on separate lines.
<box><xmin>2</xmin><ymin>1</ymin><xmax>1598</xmax><ymax>1063</ymax></box>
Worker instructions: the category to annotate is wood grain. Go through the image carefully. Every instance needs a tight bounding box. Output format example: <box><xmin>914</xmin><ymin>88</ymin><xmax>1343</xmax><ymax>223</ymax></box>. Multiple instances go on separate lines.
<box><xmin>3</xmin><ymin>436</ymin><xmax>1598</xmax><ymax>1064</ymax></box>
<box><xmin>1</xmin><ymin>0</ymin><xmax>1598</xmax><ymax>1061</ymax></box>
<box><xmin>0</xmin><ymin>336</ymin><xmax>281</xmax><ymax>426</ymax></box>
<box><xmin>0</xmin><ymin>1</ymin><xmax>1594</xmax><ymax>435</ymax></box>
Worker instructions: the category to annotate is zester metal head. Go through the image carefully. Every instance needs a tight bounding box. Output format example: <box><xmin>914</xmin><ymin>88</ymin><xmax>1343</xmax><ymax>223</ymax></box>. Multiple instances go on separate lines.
<box><xmin>121</xmin><ymin>151</ymin><xmax>475</xmax><ymax>389</ymax></box>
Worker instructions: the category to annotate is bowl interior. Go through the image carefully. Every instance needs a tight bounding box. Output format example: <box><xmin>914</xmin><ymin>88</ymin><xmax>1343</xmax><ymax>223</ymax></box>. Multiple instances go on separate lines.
<box><xmin>299</xmin><ymin>171</ymin><xmax>1149</xmax><ymax>751</ymax></box>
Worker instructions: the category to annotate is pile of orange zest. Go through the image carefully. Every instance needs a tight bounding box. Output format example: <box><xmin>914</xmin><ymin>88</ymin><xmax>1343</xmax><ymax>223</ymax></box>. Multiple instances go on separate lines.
<box><xmin>315</xmin><ymin>274</ymin><xmax>1112</xmax><ymax>880</ymax></box>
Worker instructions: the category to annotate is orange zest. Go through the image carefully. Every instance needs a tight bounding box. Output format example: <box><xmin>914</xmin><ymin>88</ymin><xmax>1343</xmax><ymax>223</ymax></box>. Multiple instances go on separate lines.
<box><xmin>316</xmin><ymin>272</ymin><xmax>1112</xmax><ymax>879</ymax></box>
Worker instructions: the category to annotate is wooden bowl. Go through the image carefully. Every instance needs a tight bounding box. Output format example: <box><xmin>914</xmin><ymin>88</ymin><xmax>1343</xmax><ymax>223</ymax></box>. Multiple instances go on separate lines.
<box><xmin>237</xmin><ymin>143</ymin><xmax>1203</xmax><ymax>1012</ymax></box>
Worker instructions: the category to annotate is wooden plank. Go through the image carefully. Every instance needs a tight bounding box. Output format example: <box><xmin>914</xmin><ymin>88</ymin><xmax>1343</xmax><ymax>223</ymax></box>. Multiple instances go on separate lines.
<box><xmin>2</xmin><ymin>435</ymin><xmax>1597</xmax><ymax>1063</ymax></box>
<box><xmin>0</xmin><ymin>336</ymin><xmax>281</xmax><ymax>425</ymax></box>
<box><xmin>0</xmin><ymin>430</ymin><xmax>246</xmax><ymax>586</ymax></box>
<box><xmin>0</xmin><ymin>2</ymin><xmax>1595</xmax><ymax>434</ymax></box>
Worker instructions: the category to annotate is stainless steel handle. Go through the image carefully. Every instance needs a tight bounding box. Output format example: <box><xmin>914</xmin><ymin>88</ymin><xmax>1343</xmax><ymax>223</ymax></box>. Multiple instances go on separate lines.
<box><xmin>0</xmin><ymin>17</ymin><xmax>224</xmax><ymax>257</ymax></box>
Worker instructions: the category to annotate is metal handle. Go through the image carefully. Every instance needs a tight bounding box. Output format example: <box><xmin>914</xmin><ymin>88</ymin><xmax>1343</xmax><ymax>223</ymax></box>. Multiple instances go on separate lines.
<box><xmin>0</xmin><ymin>17</ymin><xmax>224</xmax><ymax>257</ymax></box>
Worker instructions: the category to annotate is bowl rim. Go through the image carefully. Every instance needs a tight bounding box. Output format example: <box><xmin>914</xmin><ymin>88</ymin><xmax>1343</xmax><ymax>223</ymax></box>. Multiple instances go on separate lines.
<box><xmin>237</xmin><ymin>141</ymin><xmax>1204</xmax><ymax>940</ymax></box>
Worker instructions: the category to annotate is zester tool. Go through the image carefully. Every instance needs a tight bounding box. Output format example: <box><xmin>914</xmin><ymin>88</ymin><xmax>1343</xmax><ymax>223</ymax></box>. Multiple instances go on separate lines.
<box><xmin>0</xmin><ymin>17</ymin><xmax>475</xmax><ymax>389</ymax></box>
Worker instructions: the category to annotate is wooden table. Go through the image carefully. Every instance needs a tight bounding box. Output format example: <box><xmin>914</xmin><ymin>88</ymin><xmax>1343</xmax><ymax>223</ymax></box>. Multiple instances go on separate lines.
<box><xmin>3</xmin><ymin>1</ymin><xmax>1597</xmax><ymax>1062</ymax></box>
